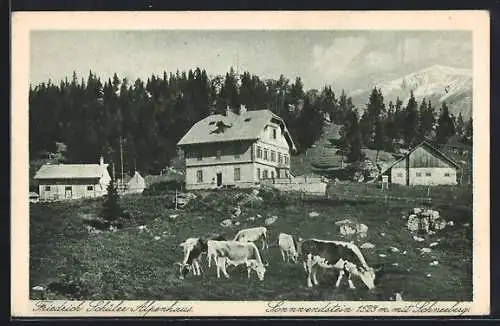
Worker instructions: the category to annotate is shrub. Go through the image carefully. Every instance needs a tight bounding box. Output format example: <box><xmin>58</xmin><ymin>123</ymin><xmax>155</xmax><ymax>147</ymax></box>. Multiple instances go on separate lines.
<box><xmin>142</xmin><ymin>180</ymin><xmax>185</xmax><ymax>196</ymax></box>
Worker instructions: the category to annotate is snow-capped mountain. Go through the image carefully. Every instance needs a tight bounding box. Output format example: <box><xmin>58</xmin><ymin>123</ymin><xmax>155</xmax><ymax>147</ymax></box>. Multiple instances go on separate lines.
<box><xmin>349</xmin><ymin>65</ymin><xmax>473</xmax><ymax>118</ymax></box>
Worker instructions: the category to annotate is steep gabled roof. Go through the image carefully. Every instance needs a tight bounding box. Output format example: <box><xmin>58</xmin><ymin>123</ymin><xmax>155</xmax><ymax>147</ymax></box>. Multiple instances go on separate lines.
<box><xmin>34</xmin><ymin>164</ymin><xmax>109</xmax><ymax>179</ymax></box>
<box><xmin>177</xmin><ymin>109</ymin><xmax>297</xmax><ymax>151</ymax></box>
<box><xmin>381</xmin><ymin>140</ymin><xmax>460</xmax><ymax>174</ymax></box>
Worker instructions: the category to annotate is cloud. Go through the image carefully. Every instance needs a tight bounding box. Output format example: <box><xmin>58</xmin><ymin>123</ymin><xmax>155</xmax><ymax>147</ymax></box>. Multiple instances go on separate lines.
<box><xmin>311</xmin><ymin>37</ymin><xmax>367</xmax><ymax>80</ymax></box>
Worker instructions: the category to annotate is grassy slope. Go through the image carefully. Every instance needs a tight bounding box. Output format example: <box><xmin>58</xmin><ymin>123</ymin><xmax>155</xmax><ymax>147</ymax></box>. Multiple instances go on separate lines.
<box><xmin>30</xmin><ymin>185</ymin><xmax>472</xmax><ymax>301</ymax></box>
<box><xmin>290</xmin><ymin>123</ymin><xmax>396</xmax><ymax>177</ymax></box>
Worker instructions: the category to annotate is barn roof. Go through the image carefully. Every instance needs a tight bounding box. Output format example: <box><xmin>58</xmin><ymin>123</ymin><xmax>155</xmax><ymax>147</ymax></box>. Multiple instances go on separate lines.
<box><xmin>34</xmin><ymin>164</ymin><xmax>109</xmax><ymax>179</ymax></box>
<box><xmin>177</xmin><ymin>109</ymin><xmax>296</xmax><ymax>151</ymax></box>
<box><xmin>127</xmin><ymin>171</ymin><xmax>145</xmax><ymax>186</ymax></box>
<box><xmin>381</xmin><ymin>140</ymin><xmax>460</xmax><ymax>174</ymax></box>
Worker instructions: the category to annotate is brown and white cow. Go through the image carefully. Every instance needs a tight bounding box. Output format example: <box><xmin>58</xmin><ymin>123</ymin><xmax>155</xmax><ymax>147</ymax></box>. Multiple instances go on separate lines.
<box><xmin>277</xmin><ymin>232</ymin><xmax>299</xmax><ymax>263</ymax></box>
<box><xmin>233</xmin><ymin>226</ymin><xmax>268</xmax><ymax>251</ymax></box>
<box><xmin>299</xmin><ymin>238</ymin><xmax>378</xmax><ymax>290</ymax></box>
<box><xmin>176</xmin><ymin>234</ymin><xmax>226</xmax><ymax>279</ymax></box>
<box><xmin>206</xmin><ymin>240</ymin><xmax>268</xmax><ymax>281</ymax></box>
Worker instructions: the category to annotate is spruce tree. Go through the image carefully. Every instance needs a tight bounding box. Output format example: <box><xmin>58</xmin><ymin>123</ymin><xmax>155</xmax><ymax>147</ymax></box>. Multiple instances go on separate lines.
<box><xmin>101</xmin><ymin>179</ymin><xmax>123</xmax><ymax>224</ymax></box>
<box><xmin>403</xmin><ymin>91</ymin><xmax>419</xmax><ymax>147</ymax></box>
<box><xmin>435</xmin><ymin>102</ymin><xmax>456</xmax><ymax>146</ymax></box>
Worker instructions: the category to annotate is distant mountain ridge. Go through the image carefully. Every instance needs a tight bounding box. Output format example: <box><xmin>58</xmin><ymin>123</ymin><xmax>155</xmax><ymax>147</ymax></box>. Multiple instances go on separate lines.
<box><xmin>349</xmin><ymin>65</ymin><xmax>473</xmax><ymax>119</ymax></box>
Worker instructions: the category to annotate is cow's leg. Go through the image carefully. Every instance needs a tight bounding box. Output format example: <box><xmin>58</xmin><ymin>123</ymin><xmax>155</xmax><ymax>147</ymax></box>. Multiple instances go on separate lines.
<box><xmin>216</xmin><ymin>258</ymin><xmax>222</xmax><ymax>279</ymax></box>
<box><xmin>246</xmin><ymin>261</ymin><xmax>252</xmax><ymax>279</ymax></box>
<box><xmin>303</xmin><ymin>261</ymin><xmax>308</xmax><ymax>272</ymax></box>
<box><xmin>262</xmin><ymin>239</ymin><xmax>266</xmax><ymax>251</ymax></box>
<box><xmin>306</xmin><ymin>254</ymin><xmax>314</xmax><ymax>288</ymax></box>
<box><xmin>312</xmin><ymin>266</ymin><xmax>319</xmax><ymax>285</ymax></box>
<box><xmin>335</xmin><ymin>270</ymin><xmax>345</xmax><ymax>288</ymax></box>
<box><xmin>220</xmin><ymin>258</ymin><xmax>230</xmax><ymax>278</ymax></box>
<box><xmin>195</xmin><ymin>260</ymin><xmax>202</xmax><ymax>276</ymax></box>
<box><xmin>280</xmin><ymin>249</ymin><xmax>286</xmax><ymax>262</ymax></box>
<box><xmin>347</xmin><ymin>272</ymin><xmax>356</xmax><ymax>289</ymax></box>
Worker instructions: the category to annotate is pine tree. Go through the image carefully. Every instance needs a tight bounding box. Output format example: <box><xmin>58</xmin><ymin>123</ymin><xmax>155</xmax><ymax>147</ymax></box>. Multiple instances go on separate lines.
<box><xmin>464</xmin><ymin>117</ymin><xmax>473</xmax><ymax>145</ymax></box>
<box><xmin>455</xmin><ymin>112</ymin><xmax>465</xmax><ymax>139</ymax></box>
<box><xmin>345</xmin><ymin>109</ymin><xmax>364</xmax><ymax>162</ymax></box>
<box><xmin>101</xmin><ymin>179</ymin><xmax>123</xmax><ymax>224</ymax></box>
<box><xmin>417</xmin><ymin>98</ymin><xmax>435</xmax><ymax>141</ymax></box>
<box><xmin>403</xmin><ymin>91</ymin><xmax>419</xmax><ymax>147</ymax></box>
<box><xmin>435</xmin><ymin>102</ymin><xmax>456</xmax><ymax>146</ymax></box>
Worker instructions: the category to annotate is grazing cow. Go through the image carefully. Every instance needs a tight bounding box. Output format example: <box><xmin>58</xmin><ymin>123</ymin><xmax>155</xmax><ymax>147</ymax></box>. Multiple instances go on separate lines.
<box><xmin>299</xmin><ymin>238</ymin><xmax>378</xmax><ymax>290</ymax></box>
<box><xmin>277</xmin><ymin>232</ymin><xmax>299</xmax><ymax>263</ymax></box>
<box><xmin>206</xmin><ymin>240</ymin><xmax>268</xmax><ymax>281</ymax></box>
<box><xmin>233</xmin><ymin>226</ymin><xmax>268</xmax><ymax>251</ymax></box>
<box><xmin>176</xmin><ymin>234</ymin><xmax>226</xmax><ymax>279</ymax></box>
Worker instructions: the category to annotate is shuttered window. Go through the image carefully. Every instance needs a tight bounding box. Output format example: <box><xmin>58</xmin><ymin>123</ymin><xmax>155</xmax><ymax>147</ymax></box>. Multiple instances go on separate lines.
<box><xmin>196</xmin><ymin>170</ymin><xmax>203</xmax><ymax>183</ymax></box>
<box><xmin>234</xmin><ymin>168</ymin><xmax>241</xmax><ymax>181</ymax></box>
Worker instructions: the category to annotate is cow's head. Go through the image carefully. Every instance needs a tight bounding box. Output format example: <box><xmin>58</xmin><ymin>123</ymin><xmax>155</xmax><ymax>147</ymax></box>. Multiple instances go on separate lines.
<box><xmin>347</xmin><ymin>263</ymin><xmax>376</xmax><ymax>290</ymax></box>
<box><xmin>249</xmin><ymin>261</ymin><xmax>267</xmax><ymax>281</ymax></box>
<box><xmin>175</xmin><ymin>262</ymin><xmax>191</xmax><ymax>279</ymax></box>
<box><xmin>357</xmin><ymin>266</ymin><xmax>377</xmax><ymax>290</ymax></box>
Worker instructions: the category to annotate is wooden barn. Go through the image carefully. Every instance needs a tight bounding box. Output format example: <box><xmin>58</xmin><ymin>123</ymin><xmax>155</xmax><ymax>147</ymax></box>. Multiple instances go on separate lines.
<box><xmin>382</xmin><ymin>140</ymin><xmax>460</xmax><ymax>186</ymax></box>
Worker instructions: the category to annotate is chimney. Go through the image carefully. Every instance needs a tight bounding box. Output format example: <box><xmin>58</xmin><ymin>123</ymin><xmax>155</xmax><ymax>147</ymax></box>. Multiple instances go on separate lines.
<box><xmin>225</xmin><ymin>105</ymin><xmax>231</xmax><ymax>116</ymax></box>
<box><xmin>239</xmin><ymin>104</ymin><xmax>247</xmax><ymax>115</ymax></box>
<box><xmin>99</xmin><ymin>156</ymin><xmax>104</xmax><ymax>166</ymax></box>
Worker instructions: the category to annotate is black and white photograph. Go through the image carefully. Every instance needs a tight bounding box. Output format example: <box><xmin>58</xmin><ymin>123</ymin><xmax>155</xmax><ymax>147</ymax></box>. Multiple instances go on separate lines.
<box><xmin>11</xmin><ymin>11</ymin><xmax>490</xmax><ymax>317</ymax></box>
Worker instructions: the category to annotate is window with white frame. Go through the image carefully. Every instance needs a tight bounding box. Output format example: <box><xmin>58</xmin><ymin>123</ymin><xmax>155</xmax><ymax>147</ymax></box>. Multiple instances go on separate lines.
<box><xmin>257</xmin><ymin>146</ymin><xmax>262</xmax><ymax>158</ymax></box>
<box><xmin>271</xmin><ymin>151</ymin><xmax>276</xmax><ymax>162</ymax></box>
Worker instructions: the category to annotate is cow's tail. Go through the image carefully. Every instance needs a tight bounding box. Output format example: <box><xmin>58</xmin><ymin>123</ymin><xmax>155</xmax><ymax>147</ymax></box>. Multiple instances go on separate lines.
<box><xmin>263</xmin><ymin>228</ymin><xmax>268</xmax><ymax>249</ymax></box>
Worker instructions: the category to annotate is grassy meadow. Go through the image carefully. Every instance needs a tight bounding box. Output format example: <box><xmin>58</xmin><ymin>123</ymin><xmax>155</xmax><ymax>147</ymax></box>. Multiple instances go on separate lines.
<box><xmin>29</xmin><ymin>184</ymin><xmax>473</xmax><ymax>301</ymax></box>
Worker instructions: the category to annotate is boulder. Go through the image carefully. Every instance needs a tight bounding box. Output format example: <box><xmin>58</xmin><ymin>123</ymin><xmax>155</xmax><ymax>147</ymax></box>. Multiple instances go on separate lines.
<box><xmin>407</xmin><ymin>215</ymin><xmax>419</xmax><ymax>232</ymax></box>
<box><xmin>308</xmin><ymin>211</ymin><xmax>320</xmax><ymax>218</ymax></box>
<box><xmin>360</xmin><ymin>242</ymin><xmax>375</xmax><ymax>249</ymax></box>
<box><xmin>389</xmin><ymin>247</ymin><xmax>399</xmax><ymax>253</ymax></box>
<box><xmin>265</xmin><ymin>216</ymin><xmax>278</xmax><ymax>225</ymax></box>
<box><xmin>356</xmin><ymin>223</ymin><xmax>368</xmax><ymax>238</ymax></box>
<box><xmin>340</xmin><ymin>224</ymin><xmax>357</xmax><ymax>236</ymax></box>
<box><xmin>220</xmin><ymin>219</ymin><xmax>232</xmax><ymax>227</ymax></box>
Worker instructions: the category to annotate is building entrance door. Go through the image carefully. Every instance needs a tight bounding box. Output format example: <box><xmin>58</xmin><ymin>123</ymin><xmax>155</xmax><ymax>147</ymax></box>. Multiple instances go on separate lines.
<box><xmin>65</xmin><ymin>186</ymin><xmax>72</xmax><ymax>199</ymax></box>
<box><xmin>216</xmin><ymin>173</ymin><xmax>222</xmax><ymax>187</ymax></box>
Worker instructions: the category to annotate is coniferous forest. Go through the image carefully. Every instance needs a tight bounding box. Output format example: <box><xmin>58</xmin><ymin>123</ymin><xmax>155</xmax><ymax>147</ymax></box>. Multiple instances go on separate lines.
<box><xmin>29</xmin><ymin>67</ymin><xmax>473</xmax><ymax>176</ymax></box>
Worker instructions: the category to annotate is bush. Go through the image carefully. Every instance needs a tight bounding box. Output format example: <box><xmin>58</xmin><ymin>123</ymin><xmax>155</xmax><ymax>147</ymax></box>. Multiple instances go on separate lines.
<box><xmin>142</xmin><ymin>180</ymin><xmax>185</xmax><ymax>196</ymax></box>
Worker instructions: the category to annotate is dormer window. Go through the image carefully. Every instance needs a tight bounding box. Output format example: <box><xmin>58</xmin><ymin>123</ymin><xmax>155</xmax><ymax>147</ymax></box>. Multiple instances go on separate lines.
<box><xmin>272</xmin><ymin>129</ymin><xmax>277</xmax><ymax>139</ymax></box>
<box><xmin>208</xmin><ymin>121</ymin><xmax>216</xmax><ymax>125</ymax></box>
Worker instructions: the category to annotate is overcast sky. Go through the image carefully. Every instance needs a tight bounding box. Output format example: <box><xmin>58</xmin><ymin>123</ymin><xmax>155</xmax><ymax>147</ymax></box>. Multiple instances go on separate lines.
<box><xmin>30</xmin><ymin>30</ymin><xmax>472</xmax><ymax>92</ymax></box>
